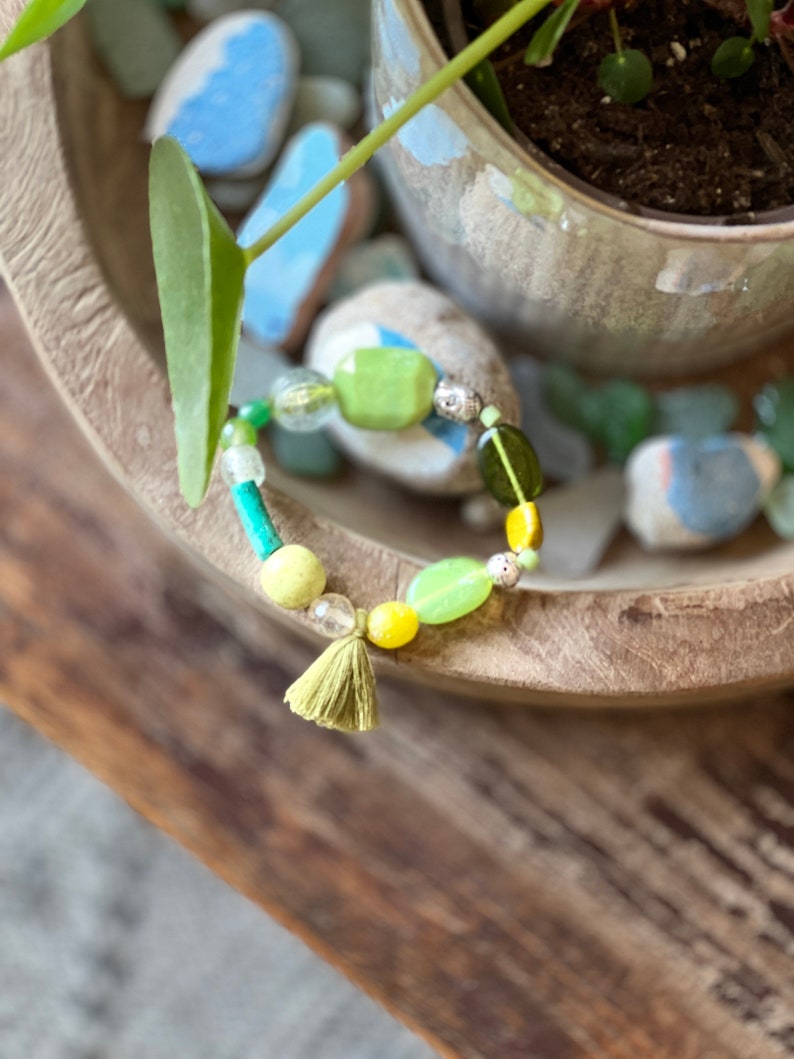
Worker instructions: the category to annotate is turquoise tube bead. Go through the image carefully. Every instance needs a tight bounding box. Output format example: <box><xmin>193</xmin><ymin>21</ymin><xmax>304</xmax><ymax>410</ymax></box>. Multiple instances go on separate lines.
<box><xmin>230</xmin><ymin>481</ymin><xmax>283</xmax><ymax>560</ymax></box>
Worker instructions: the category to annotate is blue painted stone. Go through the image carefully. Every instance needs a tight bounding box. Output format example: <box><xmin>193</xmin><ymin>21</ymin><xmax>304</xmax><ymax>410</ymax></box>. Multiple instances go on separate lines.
<box><xmin>653</xmin><ymin>384</ymin><xmax>739</xmax><ymax>440</ymax></box>
<box><xmin>270</xmin><ymin>425</ymin><xmax>343</xmax><ymax>479</ymax></box>
<box><xmin>145</xmin><ymin>12</ymin><xmax>298</xmax><ymax>177</ymax></box>
<box><xmin>625</xmin><ymin>434</ymin><xmax>782</xmax><ymax>550</ymax></box>
<box><xmin>764</xmin><ymin>475</ymin><xmax>794</xmax><ymax>540</ymax></box>
<box><xmin>238</xmin><ymin>123</ymin><xmax>370</xmax><ymax>349</ymax></box>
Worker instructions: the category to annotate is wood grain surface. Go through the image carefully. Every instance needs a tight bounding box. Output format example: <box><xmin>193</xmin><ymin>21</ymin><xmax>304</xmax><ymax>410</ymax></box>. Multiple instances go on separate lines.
<box><xmin>3</xmin><ymin>289</ymin><xmax>794</xmax><ymax>1058</ymax></box>
<box><xmin>0</xmin><ymin>16</ymin><xmax>791</xmax><ymax>706</ymax></box>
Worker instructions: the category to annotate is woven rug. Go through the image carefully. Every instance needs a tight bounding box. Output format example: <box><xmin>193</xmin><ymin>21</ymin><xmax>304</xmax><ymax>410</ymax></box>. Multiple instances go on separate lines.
<box><xmin>0</xmin><ymin>706</ymin><xmax>437</xmax><ymax>1059</ymax></box>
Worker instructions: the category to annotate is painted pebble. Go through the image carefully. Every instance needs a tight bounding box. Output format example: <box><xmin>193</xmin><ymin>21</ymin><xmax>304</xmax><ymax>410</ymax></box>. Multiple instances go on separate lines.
<box><xmin>145</xmin><ymin>12</ymin><xmax>298</xmax><ymax>177</ymax></box>
<box><xmin>306</xmin><ymin>281</ymin><xmax>520</xmax><ymax>494</ymax></box>
<box><xmin>625</xmin><ymin>434</ymin><xmax>782</xmax><ymax>551</ymax></box>
<box><xmin>238</xmin><ymin>123</ymin><xmax>374</xmax><ymax>350</ymax></box>
<box><xmin>327</xmin><ymin>234</ymin><xmax>419</xmax><ymax>302</ymax></box>
<box><xmin>87</xmin><ymin>0</ymin><xmax>182</xmax><ymax>100</ymax></box>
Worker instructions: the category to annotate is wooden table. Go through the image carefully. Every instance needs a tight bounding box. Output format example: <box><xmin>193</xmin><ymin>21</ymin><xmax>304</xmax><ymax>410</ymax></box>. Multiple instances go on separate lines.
<box><xmin>2</xmin><ymin>286</ymin><xmax>794</xmax><ymax>1059</ymax></box>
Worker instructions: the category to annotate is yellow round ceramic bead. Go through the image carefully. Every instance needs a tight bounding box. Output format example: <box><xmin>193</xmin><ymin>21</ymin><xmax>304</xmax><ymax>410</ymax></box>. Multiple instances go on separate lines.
<box><xmin>505</xmin><ymin>501</ymin><xmax>544</xmax><ymax>553</ymax></box>
<box><xmin>260</xmin><ymin>545</ymin><xmax>326</xmax><ymax>610</ymax></box>
<box><xmin>366</xmin><ymin>602</ymin><xmax>420</xmax><ymax>650</ymax></box>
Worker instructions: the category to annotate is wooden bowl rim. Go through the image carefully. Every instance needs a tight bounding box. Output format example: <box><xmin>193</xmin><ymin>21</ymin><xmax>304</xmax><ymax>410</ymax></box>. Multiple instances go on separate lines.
<box><xmin>0</xmin><ymin>32</ymin><xmax>791</xmax><ymax>706</ymax></box>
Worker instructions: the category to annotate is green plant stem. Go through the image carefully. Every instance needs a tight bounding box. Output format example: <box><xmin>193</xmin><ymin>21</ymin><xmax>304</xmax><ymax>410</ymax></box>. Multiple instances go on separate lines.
<box><xmin>609</xmin><ymin>8</ymin><xmax>623</xmax><ymax>55</ymax></box>
<box><xmin>242</xmin><ymin>0</ymin><xmax>551</xmax><ymax>266</ymax></box>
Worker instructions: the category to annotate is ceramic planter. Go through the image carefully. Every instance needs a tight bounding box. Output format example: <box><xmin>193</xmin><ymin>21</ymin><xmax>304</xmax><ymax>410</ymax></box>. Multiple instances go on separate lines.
<box><xmin>370</xmin><ymin>0</ymin><xmax>794</xmax><ymax>375</ymax></box>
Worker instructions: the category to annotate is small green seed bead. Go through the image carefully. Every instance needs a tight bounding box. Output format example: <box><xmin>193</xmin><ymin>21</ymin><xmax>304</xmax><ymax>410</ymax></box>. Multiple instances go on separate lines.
<box><xmin>238</xmin><ymin>399</ymin><xmax>272</xmax><ymax>429</ymax></box>
<box><xmin>220</xmin><ymin>417</ymin><xmax>258</xmax><ymax>450</ymax></box>
<box><xmin>516</xmin><ymin>548</ymin><xmax>540</xmax><ymax>571</ymax></box>
<box><xmin>479</xmin><ymin>404</ymin><xmax>503</xmax><ymax>429</ymax></box>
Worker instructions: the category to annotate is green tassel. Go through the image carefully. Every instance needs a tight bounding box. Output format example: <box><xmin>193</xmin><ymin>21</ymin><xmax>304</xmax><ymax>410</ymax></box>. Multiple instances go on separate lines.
<box><xmin>285</xmin><ymin>610</ymin><xmax>379</xmax><ymax>732</ymax></box>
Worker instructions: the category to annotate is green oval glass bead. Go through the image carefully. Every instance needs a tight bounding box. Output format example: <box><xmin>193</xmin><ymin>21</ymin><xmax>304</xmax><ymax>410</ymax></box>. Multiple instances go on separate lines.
<box><xmin>334</xmin><ymin>346</ymin><xmax>437</xmax><ymax>430</ymax></box>
<box><xmin>477</xmin><ymin>424</ymin><xmax>544</xmax><ymax>507</ymax></box>
<box><xmin>406</xmin><ymin>557</ymin><xmax>492</xmax><ymax>625</ymax></box>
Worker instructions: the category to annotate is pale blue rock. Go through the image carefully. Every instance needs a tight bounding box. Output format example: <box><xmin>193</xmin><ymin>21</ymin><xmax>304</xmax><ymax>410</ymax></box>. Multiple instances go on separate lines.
<box><xmin>238</xmin><ymin>123</ymin><xmax>373</xmax><ymax>350</ymax></box>
<box><xmin>270</xmin><ymin>424</ymin><xmax>343</xmax><ymax>478</ymax></box>
<box><xmin>306</xmin><ymin>281</ymin><xmax>520</xmax><ymax>494</ymax></box>
<box><xmin>328</xmin><ymin>235</ymin><xmax>419</xmax><ymax>302</ymax></box>
<box><xmin>229</xmin><ymin>336</ymin><xmax>290</xmax><ymax>408</ymax></box>
<box><xmin>87</xmin><ymin>0</ymin><xmax>182</xmax><ymax>100</ymax></box>
<box><xmin>625</xmin><ymin>434</ymin><xmax>782</xmax><ymax>550</ymax></box>
<box><xmin>764</xmin><ymin>475</ymin><xmax>794</xmax><ymax>540</ymax></box>
<box><xmin>276</xmin><ymin>0</ymin><xmax>371</xmax><ymax>84</ymax></box>
<box><xmin>145</xmin><ymin>12</ymin><xmax>298</xmax><ymax>177</ymax></box>
<box><xmin>289</xmin><ymin>76</ymin><xmax>361</xmax><ymax>134</ymax></box>
<box><xmin>653</xmin><ymin>384</ymin><xmax>739</xmax><ymax>440</ymax></box>
<box><xmin>510</xmin><ymin>355</ymin><xmax>594</xmax><ymax>483</ymax></box>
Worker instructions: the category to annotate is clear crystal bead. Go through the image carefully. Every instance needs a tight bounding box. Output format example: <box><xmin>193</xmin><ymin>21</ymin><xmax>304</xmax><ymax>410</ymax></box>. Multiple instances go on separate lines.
<box><xmin>308</xmin><ymin>593</ymin><xmax>357</xmax><ymax>639</ymax></box>
<box><xmin>271</xmin><ymin>368</ymin><xmax>337</xmax><ymax>432</ymax></box>
<box><xmin>220</xmin><ymin>444</ymin><xmax>266</xmax><ymax>487</ymax></box>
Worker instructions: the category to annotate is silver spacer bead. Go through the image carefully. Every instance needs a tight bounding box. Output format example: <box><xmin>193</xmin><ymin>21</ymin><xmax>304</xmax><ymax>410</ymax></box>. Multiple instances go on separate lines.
<box><xmin>486</xmin><ymin>551</ymin><xmax>521</xmax><ymax>589</ymax></box>
<box><xmin>433</xmin><ymin>379</ymin><xmax>484</xmax><ymax>423</ymax></box>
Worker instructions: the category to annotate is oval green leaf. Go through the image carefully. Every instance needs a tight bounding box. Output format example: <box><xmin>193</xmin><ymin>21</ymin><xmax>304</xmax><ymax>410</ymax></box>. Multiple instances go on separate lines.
<box><xmin>524</xmin><ymin>0</ymin><xmax>579</xmax><ymax>66</ymax></box>
<box><xmin>149</xmin><ymin>137</ymin><xmax>246</xmax><ymax>508</ymax></box>
<box><xmin>598</xmin><ymin>48</ymin><xmax>653</xmax><ymax>104</ymax></box>
<box><xmin>711</xmin><ymin>35</ymin><xmax>755</xmax><ymax>77</ymax></box>
<box><xmin>465</xmin><ymin>58</ymin><xmax>513</xmax><ymax>132</ymax></box>
<box><xmin>746</xmin><ymin>0</ymin><xmax>773</xmax><ymax>41</ymax></box>
<box><xmin>0</xmin><ymin>0</ymin><xmax>87</xmax><ymax>61</ymax></box>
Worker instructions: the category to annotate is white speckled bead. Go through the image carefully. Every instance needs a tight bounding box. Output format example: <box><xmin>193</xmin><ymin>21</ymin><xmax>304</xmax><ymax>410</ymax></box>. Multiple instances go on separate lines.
<box><xmin>486</xmin><ymin>551</ymin><xmax>521</xmax><ymax>588</ymax></box>
<box><xmin>307</xmin><ymin>593</ymin><xmax>358</xmax><ymax>639</ymax></box>
<box><xmin>433</xmin><ymin>380</ymin><xmax>483</xmax><ymax>423</ymax></box>
<box><xmin>220</xmin><ymin>444</ymin><xmax>266</xmax><ymax>486</ymax></box>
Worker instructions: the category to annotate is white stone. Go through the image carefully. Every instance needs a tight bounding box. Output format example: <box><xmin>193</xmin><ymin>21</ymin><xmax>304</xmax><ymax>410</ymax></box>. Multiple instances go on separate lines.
<box><xmin>289</xmin><ymin>76</ymin><xmax>361</xmax><ymax>133</ymax></box>
<box><xmin>306</xmin><ymin>281</ymin><xmax>520</xmax><ymax>495</ymax></box>
<box><xmin>537</xmin><ymin>467</ymin><xmax>625</xmax><ymax>578</ymax></box>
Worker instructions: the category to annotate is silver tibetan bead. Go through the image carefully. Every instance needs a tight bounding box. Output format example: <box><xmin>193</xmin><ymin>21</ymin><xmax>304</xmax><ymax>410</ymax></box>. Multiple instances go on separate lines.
<box><xmin>433</xmin><ymin>379</ymin><xmax>483</xmax><ymax>423</ymax></box>
<box><xmin>486</xmin><ymin>551</ymin><xmax>521</xmax><ymax>589</ymax></box>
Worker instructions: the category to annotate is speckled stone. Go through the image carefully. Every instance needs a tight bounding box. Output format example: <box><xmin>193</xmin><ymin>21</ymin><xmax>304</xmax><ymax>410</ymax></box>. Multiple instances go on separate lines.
<box><xmin>625</xmin><ymin>434</ymin><xmax>782</xmax><ymax>550</ymax></box>
<box><xmin>306</xmin><ymin>281</ymin><xmax>520</xmax><ymax>494</ymax></box>
<box><xmin>145</xmin><ymin>12</ymin><xmax>298</xmax><ymax>177</ymax></box>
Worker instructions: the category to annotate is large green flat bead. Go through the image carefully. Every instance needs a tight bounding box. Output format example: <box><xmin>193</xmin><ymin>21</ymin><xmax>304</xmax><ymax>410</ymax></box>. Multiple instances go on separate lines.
<box><xmin>477</xmin><ymin>424</ymin><xmax>544</xmax><ymax>506</ymax></box>
<box><xmin>334</xmin><ymin>346</ymin><xmax>437</xmax><ymax>430</ymax></box>
<box><xmin>406</xmin><ymin>557</ymin><xmax>492</xmax><ymax>625</ymax></box>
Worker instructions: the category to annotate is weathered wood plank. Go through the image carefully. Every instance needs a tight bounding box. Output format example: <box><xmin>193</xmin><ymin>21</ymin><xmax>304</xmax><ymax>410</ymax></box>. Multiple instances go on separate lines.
<box><xmin>3</xmin><ymin>291</ymin><xmax>794</xmax><ymax>1057</ymax></box>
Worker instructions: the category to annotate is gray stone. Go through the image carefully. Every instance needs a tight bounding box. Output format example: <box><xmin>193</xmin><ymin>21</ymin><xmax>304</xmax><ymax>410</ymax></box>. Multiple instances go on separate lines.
<box><xmin>270</xmin><ymin>425</ymin><xmax>343</xmax><ymax>478</ymax></box>
<box><xmin>229</xmin><ymin>336</ymin><xmax>290</xmax><ymax>408</ymax></box>
<box><xmin>652</xmin><ymin>384</ymin><xmax>739</xmax><ymax>440</ymax></box>
<box><xmin>328</xmin><ymin>235</ymin><xmax>419</xmax><ymax>302</ymax></box>
<box><xmin>510</xmin><ymin>355</ymin><xmax>594</xmax><ymax>482</ymax></box>
<box><xmin>276</xmin><ymin>0</ymin><xmax>371</xmax><ymax>84</ymax></box>
<box><xmin>536</xmin><ymin>467</ymin><xmax>625</xmax><ymax>578</ymax></box>
<box><xmin>87</xmin><ymin>0</ymin><xmax>182</xmax><ymax>100</ymax></box>
<box><xmin>289</xmin><ymin>76</ymin><xmax>361</xmax><ymax>134</ymax></box>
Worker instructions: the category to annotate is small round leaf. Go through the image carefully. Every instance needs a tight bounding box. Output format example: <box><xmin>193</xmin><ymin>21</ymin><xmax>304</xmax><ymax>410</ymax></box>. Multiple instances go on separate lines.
<box><xmin>711</xmin><ymin>36</ymin><xmax>755</xmax><ymax>78</ymax></box>
<box><xmin>597</xmin><ymin>49</ymin><xmax>653</xmax><ymax>104</ymax></box>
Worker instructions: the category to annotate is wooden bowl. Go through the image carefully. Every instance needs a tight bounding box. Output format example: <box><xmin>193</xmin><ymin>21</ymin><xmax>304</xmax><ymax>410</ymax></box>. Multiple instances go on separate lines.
<box><xmin>0</xmin><ymin>13</ymin><xmax>792</xmax><ymax>706</ymax></box>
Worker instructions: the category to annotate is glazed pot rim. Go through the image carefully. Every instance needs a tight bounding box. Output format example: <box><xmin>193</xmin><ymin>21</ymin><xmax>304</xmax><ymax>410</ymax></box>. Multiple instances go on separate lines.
<box><xmin>404</xmin><ymin>0</ymin><xmax>794</xmax><ymax>242</ymax></box>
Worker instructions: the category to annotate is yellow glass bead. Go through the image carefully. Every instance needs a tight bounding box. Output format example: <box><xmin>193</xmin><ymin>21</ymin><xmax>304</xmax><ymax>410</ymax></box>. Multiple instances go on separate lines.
<box><xmin>505</xmin><ymin>502</ymin><xmax>544</xmax><ymax>552</ymax></box>
<box><xmin>366</xmin><ymin>602</ymin><xmax>420</xmax><ymax>650</ymax></box>
<box><xmin>260</xmin><ymin>545</ymin><xmax>326</xmax><ymax>610</ymax></box>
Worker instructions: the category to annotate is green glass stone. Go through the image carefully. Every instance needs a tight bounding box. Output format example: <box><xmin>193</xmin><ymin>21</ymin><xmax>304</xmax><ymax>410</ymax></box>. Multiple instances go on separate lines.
<box><xmin>543</xmin><ymin>364</ymin><xmax>599</xmax><ymax>436</ymax></box>
<box><xmin>271</xmin><ymin>424</ymin><xmax>342</xmax><ymax>479</ymax></box>
<box><xmin>597</xmin><ymin>380</ymin><xmax>654</xmax><ymax>464</ymax></box>
<box><xmin>406</xmin><ymin>557</ymin><xmax>492</xmax><ymax>625</ymax></box>
<box><xmin>764</xmin><ymin>475</ymin><xmax>794</xmax><ymax>539</ymax></box>
<box><xmin>653</xmin><ymin>384</ymin><xmax>738</xmax><ymax>440</ymax></box>
<box><xmin>220</xmin><ymin>417</ymin><xmax>257</xmax><ymax>451</ymax></box>
<box><xmin>238</xmin><ymin>399</ymin><xmax>272</xmax><ymax>429</ymax></box>
<box><xmin>477</xmin><ymin>424</ymin><xmax>544</xmax><ymax>507</ymax></box>
<box><xmin>334</xmin><ymin>347</ymin><xmax>437</xmax><ymax>430</ymax></box>
<box><xmin>754</xmin><ymin>377</ymin><xmax>794</xmax><ymax>472</ymax></box>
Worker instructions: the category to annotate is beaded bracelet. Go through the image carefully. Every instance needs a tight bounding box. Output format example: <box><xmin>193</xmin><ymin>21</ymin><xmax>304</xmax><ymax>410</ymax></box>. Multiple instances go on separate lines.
<box><xmin>219</xmin><ymin>354</ymin><xmax>545</xmax><ymax>733</ymax></box>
